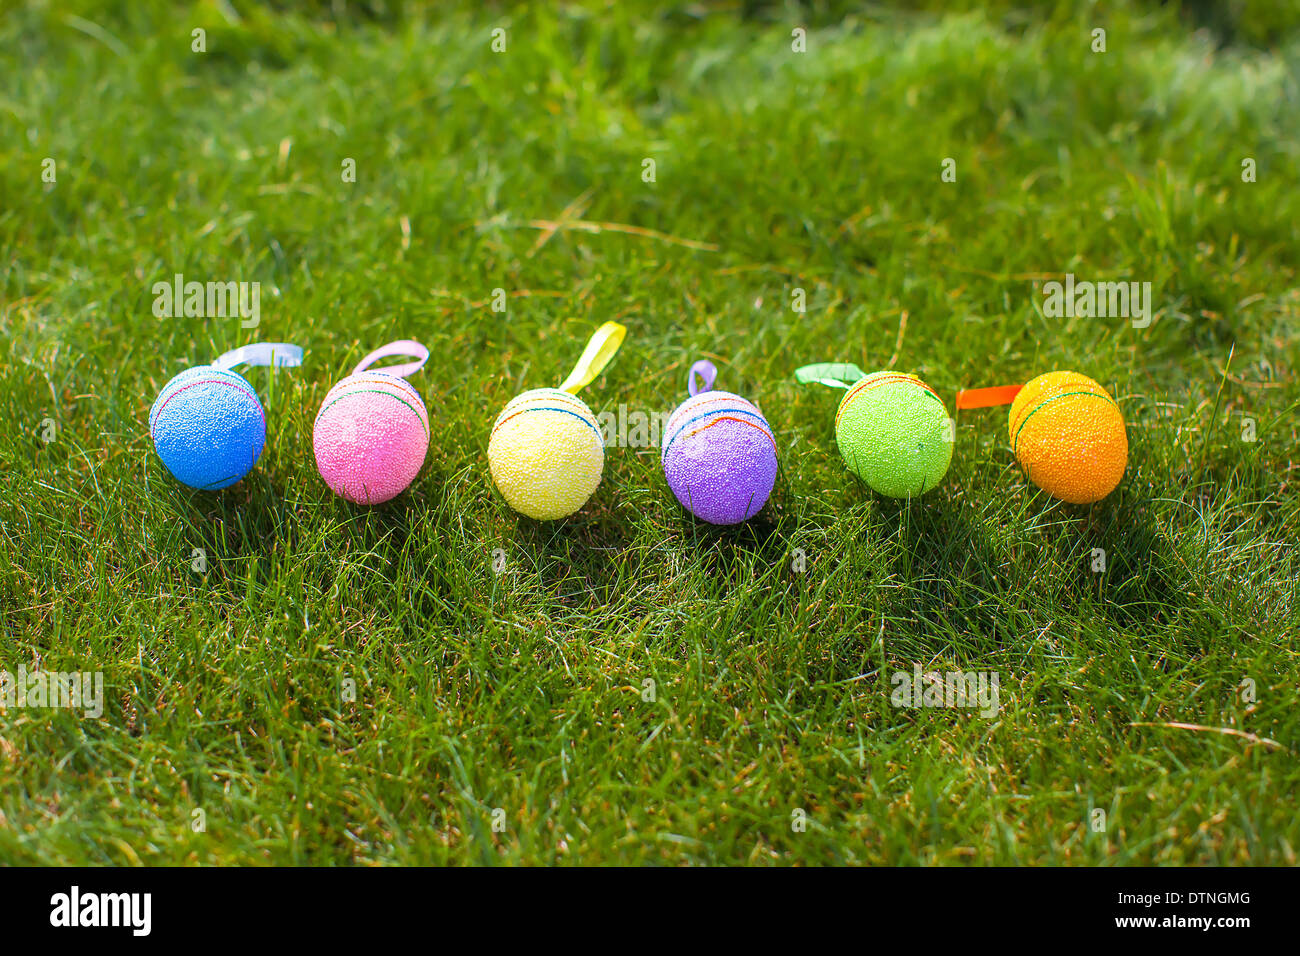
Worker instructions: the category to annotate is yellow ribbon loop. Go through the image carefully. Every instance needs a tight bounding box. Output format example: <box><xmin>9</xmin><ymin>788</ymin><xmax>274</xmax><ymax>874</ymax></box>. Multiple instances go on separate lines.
<box><xmin>559</xmin><ymin>321</ymin><xmax>627</xmax><ymax>394</ymax></box>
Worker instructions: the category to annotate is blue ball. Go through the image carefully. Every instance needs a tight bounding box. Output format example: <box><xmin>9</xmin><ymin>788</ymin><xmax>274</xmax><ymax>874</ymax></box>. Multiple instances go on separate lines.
<box><xmin>149</xmin><ymin>365</ymin><xmax>267</xmax><ymax>490</ymax></box>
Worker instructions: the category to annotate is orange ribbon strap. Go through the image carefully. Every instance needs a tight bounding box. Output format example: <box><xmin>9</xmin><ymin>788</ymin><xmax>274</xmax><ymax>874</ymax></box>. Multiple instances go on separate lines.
<box><xmin>955</xmin><ymin>384</ymin><xmax>1023</xmax><ymax>410</ymax></box>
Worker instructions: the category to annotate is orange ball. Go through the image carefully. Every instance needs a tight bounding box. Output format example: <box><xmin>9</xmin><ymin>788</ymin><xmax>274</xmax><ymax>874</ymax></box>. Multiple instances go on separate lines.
<box><xmin>1008</xmin><ymin>371</ymin><xmax>1127</xmax><ymax>504</ymax></box>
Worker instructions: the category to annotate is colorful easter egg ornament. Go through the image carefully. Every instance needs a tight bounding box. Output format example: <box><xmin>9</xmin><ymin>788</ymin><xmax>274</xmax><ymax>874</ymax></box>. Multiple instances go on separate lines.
<box><xmin>958</xmin><ymin>371</ymin><xmax>1126</xmax><ymax>504</ymax></box>
<box><xmin>488</xmin><ymin>322</ymin><xmax>626</xmax><ymax>520</ymax></box>
<box><xmin>314</xmin><ymin>340</ymin><xmax>430</xmax><ymax>505</ymax></box>
<box><xmin>796</xmin><ymin>362</ymin><xmax>954</xmax><ymax>497</ymax></box>
<box><xmin>661</xmin><ymin>360</ymin><xmax>777</xmax><ymax>524</ymax></box>
<box><xmin>150</xmin><ymin>342</ymin><xmax>303</xmax><ymax>490</ymax></box>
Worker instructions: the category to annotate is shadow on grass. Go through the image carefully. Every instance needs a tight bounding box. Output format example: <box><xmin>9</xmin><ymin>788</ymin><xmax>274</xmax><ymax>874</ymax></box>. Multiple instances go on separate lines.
<box><xmin>495</xmin><ymin>503</ymin><xmax>639</xmax><ymax>613</ymax></box>
<box><xmin>487</xmin><ymin>488</ymin><xmax>799</xmax><ymax>623</ymax></box>
<box><xmin>1045</xmin><ymin>491</ymin><xmax>1192</xmax><ymax>632</ymax></box>
<box><xmin>873</xmin><ymin>492</ymin><xmax>1009</xmax><ymax>646</ymax></box>
<box><xmin>166</xmin><ymin>468</ymin><xmax>297</xmax><ymax>561</ymax></box>
<box><xmin>865</xmin><ymin>478</ymin><xmax>1193</xmax><ymax>646</ymax></box>
<box><xmin>669</xmin><ymin>505</ymin><xmax>792</xmax><ymax>573</ymax></box>
<box><xmin>163</xmin><ymin>462</ymin><xmax>452</xmax><ymax>599</ymax></box>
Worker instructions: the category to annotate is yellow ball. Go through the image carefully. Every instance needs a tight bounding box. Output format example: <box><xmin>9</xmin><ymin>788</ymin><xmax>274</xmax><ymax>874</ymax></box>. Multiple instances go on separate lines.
<box><xmin>488</xmin><ymin>388</ymin><xmax>605</xmax><ymax>520</ymax></box>
<box><xmin>1009</xmin><ymin>371</ymin><xmax>1127</xmax><ymax>504</ymax></box>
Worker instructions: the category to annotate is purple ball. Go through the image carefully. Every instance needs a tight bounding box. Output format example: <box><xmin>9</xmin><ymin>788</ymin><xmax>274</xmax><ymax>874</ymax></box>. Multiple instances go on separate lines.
<box><xmin>661</xmin><ymin>390</ymin><xmax>778</xmax><ymax>525</ymax></box>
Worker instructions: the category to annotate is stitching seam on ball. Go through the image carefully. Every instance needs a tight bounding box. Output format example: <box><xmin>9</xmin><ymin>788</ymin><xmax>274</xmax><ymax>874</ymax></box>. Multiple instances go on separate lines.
<box><xmin>491</xmin><ymin>405</ymin><xmax>602</xmax><ymax>440</ymax></box>
<box><xmin>315</xmin><ymin>389</ymin><xmax>431</xmax><ymax>439</ymax></box>
<box><xmin>502</xmin><ymin>390</ymin><xmax>590</xmax><ymax>409</ymax></box>
<box><xmin>663</xmin><ymin>411</ymin><xmax>776</xmax><ymax>457</ymax></box>
<box><xmin>1012</xmin><ymin>390</ymin><xmax>1116</xmax><ymax>454</ymax></box>
<box><xmin>665</xmin><ymin>404</ymin><xmax>771</xmax><ymax>441</ymax></box>
<box><xmin>665</xmin><ymin>393</ymin><xmax>748</xmax><ymax>431</ymax></box>
<box><xmin>150</xmin><ymin>379</ymin><xmax>264</xmax><ymax>440</ymax></box>
<box><xmin>836</xmin><ymin>376</ymin><xmax>943</xmax><ymax>428</ymax></box>
<box><xmin>329</xmin><ymin>375</ymin><xmax>424</xmax><ymax>405</ymax></box>
<box><xmin>497</xmin><ymin>392</ymin><xmax>595</xmax><ymax>422</ymax></box>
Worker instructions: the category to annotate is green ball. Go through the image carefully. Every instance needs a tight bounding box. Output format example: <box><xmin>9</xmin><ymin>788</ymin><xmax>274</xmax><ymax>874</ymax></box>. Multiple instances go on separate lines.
<box><xmin>833</xmin><ymin>371</ymin><xmax>953</xmax><ymax>498</ymax></box>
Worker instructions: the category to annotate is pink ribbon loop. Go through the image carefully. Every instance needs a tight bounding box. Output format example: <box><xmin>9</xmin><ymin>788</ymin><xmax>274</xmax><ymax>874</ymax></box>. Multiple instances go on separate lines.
<box><xmin>688</xmin><ymin>360</ymin><xmax>717</xmax><ymax>396</ymax></box>
<box><xmin>352</xmin><ymin>340</ymin><xmax>429</xmax><ymax>379</ymax></box>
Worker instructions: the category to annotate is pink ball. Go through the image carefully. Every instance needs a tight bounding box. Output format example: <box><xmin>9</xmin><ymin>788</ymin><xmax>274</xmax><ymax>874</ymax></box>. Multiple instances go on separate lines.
<box><xmin>313</xmin><ymin>372</ymin><xmax>429</xmax><ymax>504</ymax></box>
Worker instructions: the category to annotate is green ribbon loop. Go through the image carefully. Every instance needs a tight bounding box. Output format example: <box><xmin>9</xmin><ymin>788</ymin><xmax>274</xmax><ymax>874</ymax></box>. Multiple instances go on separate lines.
<box><xmin>794</xmin><ymin>363</ymin><xmax>867</xmax><ymax>389</ymax></box>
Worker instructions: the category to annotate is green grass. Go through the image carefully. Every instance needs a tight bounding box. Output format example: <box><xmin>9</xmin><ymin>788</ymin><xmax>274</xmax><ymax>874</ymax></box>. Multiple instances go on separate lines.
<box><xmin>1</xmin><ymin>0</ymin><xmax>1298</xmax><ymax>865</ymax></box>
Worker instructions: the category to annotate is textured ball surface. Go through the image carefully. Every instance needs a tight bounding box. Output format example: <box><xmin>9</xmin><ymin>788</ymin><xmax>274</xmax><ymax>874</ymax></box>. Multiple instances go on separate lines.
<box><xmin>662</xmin><ymin>391</ymin><xmax>777</xmax><ymax>524</ymax></box>
<box><xmin>149</xmin><ymin>365</ymin><xmax>266</xmax><ymax>490</ymax></box>
<box><xmin>1008</xmin><ymin>371</ymin><xmax>1127</xmax><ymax>504</ymax></box>
<box><xmin>314</xmin><ymin>371</ymin><xmax>429</xmax><ymax>504</ymax></box>
<box><xmin>488</xmin><ymin>388</ymin><xmax>604</xmax><ymax>520</ymax></box>
<box><xmin>834</xmin><ymin>371</ymin><xmax>953</xmax><ymax>498</ymax></box>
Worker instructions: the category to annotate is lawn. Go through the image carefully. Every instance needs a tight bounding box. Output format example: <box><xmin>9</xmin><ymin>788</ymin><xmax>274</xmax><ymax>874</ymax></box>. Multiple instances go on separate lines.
<box><xmin>1</xmin><ymin>0</ymin><xmax>1297</xmax><ymax>865</ymax></box>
